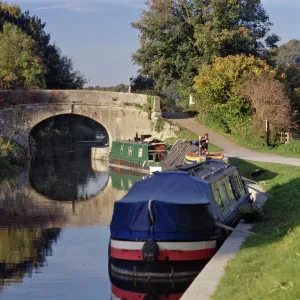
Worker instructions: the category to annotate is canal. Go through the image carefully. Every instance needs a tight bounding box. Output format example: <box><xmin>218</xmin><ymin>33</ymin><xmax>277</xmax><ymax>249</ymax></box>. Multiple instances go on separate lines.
<box><xmin>0</xmin><ymin>141</ymin><xmax>198</xmax><ymax>299</ymax></box>
<box><xmin>0</xmin><ymin>141</ymin><xmax>139</xmax><ymax>299</ymax></box>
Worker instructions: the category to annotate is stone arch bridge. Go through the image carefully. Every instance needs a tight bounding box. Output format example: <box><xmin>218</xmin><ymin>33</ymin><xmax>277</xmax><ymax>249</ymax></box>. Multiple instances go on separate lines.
<box><xmin>0</xmin><ymin>90</ymin><xmax>165</xmax><ymax>147</ymax></box>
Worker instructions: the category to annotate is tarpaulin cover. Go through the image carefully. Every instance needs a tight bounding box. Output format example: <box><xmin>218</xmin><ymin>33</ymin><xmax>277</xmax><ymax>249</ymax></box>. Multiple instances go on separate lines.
<box><xmin>110</xmin><ymin>172</ymin><xmax>218</xmax><ymax>240</ymax></box>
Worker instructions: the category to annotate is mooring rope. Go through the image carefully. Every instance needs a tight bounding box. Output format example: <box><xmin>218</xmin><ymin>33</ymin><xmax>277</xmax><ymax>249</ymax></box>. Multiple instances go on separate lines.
<box><xmin>215</xmin><ymin>221</ymin><xmax>257</xmax><ymax>235</ymax></box>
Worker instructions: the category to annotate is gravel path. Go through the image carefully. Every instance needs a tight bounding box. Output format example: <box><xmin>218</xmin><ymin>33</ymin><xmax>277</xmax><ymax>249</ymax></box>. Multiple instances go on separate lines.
<box><xmin>164</xmin><ymin>113</ymin><xmax>300</xmax><ymax>167</ymax></box>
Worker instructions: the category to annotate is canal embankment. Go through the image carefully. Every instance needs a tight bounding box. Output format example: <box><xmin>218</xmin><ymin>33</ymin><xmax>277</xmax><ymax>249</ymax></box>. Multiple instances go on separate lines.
<box><xmin>0</xmin><ymin>137</ymin><xmax>28</xmax><ymax>182</ymax></box>
<box><xmin>182</xmin><ymin>158</ymin><xmax>300</xmax><ymax>299</ymax></box>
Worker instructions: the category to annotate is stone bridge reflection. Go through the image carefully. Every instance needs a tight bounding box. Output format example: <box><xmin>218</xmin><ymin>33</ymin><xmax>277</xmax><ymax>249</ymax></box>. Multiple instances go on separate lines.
<box><xmin>0</xmin><ymin>162</ymin><xmax>132</xmax><ymax>229</ymax></box>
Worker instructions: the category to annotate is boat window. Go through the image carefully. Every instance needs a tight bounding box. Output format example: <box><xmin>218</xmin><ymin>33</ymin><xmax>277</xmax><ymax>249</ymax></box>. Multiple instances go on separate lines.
<box><xmin>235</xmin><ymin>175</ymin><xmax>246</xmax><ymax>196</ymax></box>
<box><xmin>221</xmin><ymin>182</ymin><xmax>231</xmax><ymax>205</ymax></box>
<box><xmin>225</xmin><ymin>180</ymin><xmax>236</xmax><ymax>202</ymax></box>
<box><xmin>128</xmin><ymin>146</ymin><xmax>133</xmax><ymax>156</ymax></box>
<box><xmin>138</xmin><ymin>148</ymin><xmax>143</xmax><ymax>158</ymax></box>
<box><xmin>148</xmin><ymin>154</ymin><xmax>154</xmax><ymax>162</ymax></box>
<box><xmin>214</xmin><ymin>188</ymin><xmax>224</xmax><ymax>211</ymax></box>
<box><xmin>229</xmin><ymin>174</ymin><xmax>240</xmax><ymax>199</ymax></box>
<box><xmin>120</xmin><ymin>145</ymin><xmax>123</xmax><ymax>155</ymax></box>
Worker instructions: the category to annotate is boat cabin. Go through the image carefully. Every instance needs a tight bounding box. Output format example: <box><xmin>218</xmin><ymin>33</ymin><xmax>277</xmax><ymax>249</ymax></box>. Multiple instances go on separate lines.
<box><xmin>109</xmin><ymin>136</ymin><xmax>167</xmax><ymax>174</ymax></box>
<box><xmin>177</xmin><ymin>160</ymin><xmax>248</xmax><ymax>225</ymax></box>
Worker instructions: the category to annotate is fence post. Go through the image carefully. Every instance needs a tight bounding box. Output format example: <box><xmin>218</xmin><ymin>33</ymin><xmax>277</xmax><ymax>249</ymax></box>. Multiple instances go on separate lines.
<box><xmin>266</xmin><ymin>120</ymin><xmax>270</xmax><ymax>146</ymax></box>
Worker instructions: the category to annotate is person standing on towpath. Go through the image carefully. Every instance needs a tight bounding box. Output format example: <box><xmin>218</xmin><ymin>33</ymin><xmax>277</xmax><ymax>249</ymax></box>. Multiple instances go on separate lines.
<box><xmin>191</xmin><ymin>133</ymin><xmax>209</xmax><ymax>155</ymax></box>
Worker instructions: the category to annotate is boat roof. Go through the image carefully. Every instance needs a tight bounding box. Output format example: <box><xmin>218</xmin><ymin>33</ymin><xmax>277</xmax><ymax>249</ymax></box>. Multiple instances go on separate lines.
<box><xmin>176</xmin><ymin>160</ymin><xmax>236</xmax><ymax>180</ymax></box>
<box><xmin>113</xmin><ymin>140</ymin><xmax>165</xmax><ymax>145</ymax></box>
<box><xmin>118</xmin><ymin>171</ymin><xmax>210</xmax><ymax>205</ymax></box>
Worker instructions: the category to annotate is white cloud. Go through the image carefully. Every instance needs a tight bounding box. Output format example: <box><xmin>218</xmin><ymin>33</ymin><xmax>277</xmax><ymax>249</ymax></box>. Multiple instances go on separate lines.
<box><xmin>5</xmin><ymin>0</ymin><xmax>145</xmax><ymax>13</ymax></box>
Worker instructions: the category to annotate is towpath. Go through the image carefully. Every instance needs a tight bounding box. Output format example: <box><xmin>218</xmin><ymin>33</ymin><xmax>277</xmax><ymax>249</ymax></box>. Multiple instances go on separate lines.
<box><xmin>164</xmin><ymin>112</ymin><xmax>300</xmax><ymax>167</ymax></box>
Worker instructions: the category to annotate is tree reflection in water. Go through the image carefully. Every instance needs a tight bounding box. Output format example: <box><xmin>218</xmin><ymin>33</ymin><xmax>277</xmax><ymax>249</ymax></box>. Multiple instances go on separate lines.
<box><xmin>0</xmin><ymin>228</ymin><xmax>61</xmax><ymax>289</ymax></box>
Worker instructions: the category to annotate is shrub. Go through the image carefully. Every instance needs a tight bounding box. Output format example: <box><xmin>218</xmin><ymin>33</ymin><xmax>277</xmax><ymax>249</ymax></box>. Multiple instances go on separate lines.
<box><xmin>239</xmin><ymin>206</ymin><xmax>266</xmax><ymax>223</ymax></box>
<box><xmin>241</xmin><ymin>74</ymin><xmax>293</xmax><ymax>136</ymax></box>
<box><xmin>193</xmin><ymin>55</ymin><xmax>293</xmax><ymax>139</ymax></box>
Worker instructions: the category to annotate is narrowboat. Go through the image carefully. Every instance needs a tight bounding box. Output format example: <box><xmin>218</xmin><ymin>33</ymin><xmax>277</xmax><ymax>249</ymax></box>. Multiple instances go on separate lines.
<box><xmin>109</xmin><ymin>160</ymin><xmax>251</xmax><ymax>279</ymax></box>
<box><xmin>109</xmin><ymin>135</ymin><xmax>170</xmax><ymax>174</ymax></box>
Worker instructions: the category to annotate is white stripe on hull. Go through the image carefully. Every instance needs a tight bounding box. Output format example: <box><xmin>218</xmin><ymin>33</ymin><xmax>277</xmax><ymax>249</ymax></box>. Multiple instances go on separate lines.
<box><xmin>149</xmin><ymin>166</ymin><xmax>162</xmax><ymax>173</ymax></box>
<box><xmin>110</xmin><ymin>239</ymin><xmax>216</xmax><ymax>251</ymax></box>
<box><xmin>111</xmin><ymin>294</ymin><xmax>120</xmax><ymax>300</ymax></box>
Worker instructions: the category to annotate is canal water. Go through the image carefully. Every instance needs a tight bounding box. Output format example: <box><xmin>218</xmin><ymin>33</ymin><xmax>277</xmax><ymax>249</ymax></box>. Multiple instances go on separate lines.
<box><xmin>0</xmin><ymin>144</ymin><xmax>196</xmax><ymax>299</ymax></box>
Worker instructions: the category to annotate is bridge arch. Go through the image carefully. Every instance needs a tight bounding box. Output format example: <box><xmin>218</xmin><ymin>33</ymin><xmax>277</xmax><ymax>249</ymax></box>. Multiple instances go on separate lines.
<box><xmin>0</xmin><ymin>90</ymin><xmax>169</xmax><ymax>148</ymax></box>
<box><xmin>28</xmin><ymin>113</ymin><xmax>112</xmax><ymax>147</ymax></box>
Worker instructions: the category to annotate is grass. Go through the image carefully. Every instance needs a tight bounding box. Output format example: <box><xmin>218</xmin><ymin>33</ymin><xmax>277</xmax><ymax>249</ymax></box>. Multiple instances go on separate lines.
<box><xmin>164</xmin><ymin>128</ymin><xmax>223</xmax><ymax>153</ymax></box>
<box><xmin>196</xmin><ymin>116</ymin><xmax>300</xmax><ymax>159</ymax></box>
<box><xmin>213</xmin><ymin>158</ymin><xmax>300</xmax><ymax>300</ymax></box>
<box><xmin>229</xmin><ymin>131</ymin><xmax>300</xmax><ymax>159</ymax></box>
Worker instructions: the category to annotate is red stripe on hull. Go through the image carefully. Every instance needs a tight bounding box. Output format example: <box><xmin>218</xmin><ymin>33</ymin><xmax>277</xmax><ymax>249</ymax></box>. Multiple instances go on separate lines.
<box><xmin>112</xmin><ymin>285</ymin><xmax>183</xmax><ymax>300</ymax></box>
<box><xmin>110</xmin><ymin>247</ymin><xmax>216</xmax><ymax>261</ymax></box>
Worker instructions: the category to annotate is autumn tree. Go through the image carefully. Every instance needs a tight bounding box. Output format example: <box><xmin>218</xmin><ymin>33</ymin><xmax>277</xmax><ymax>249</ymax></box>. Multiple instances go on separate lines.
<box><xmin>193</xmin><ymin>55</ymin><xmax>289</xmax><ymax>135</ymax></box>
<box><xmin>0</xmin><ymin>23</ymin><xmax>44</xmax><ymax>89</ymax></box>
<box><xmin>132</xmin><ymin>0</ymin><xmax>279</xmax><ymax>90</ymax></box>
<box><xmin>242</xmin><ymin>75</ymin><xmax>293</xmax><ymax>135</ymax></box>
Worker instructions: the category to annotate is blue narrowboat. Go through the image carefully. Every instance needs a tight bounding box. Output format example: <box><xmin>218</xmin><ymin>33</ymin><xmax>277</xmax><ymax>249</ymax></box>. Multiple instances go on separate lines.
<box><xmin>109</xmin><ymin>160</ymin><xmax>251</xmax><ymax>279</ymax></box>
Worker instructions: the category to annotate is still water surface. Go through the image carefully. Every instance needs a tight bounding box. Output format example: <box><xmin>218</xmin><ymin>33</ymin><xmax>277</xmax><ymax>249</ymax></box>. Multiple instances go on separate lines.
<box><xmin>0</xmin><ymin>144</ymin><xmax>197</xmax><ymax>299</ymax></box>
<box><xmin>0</xmin><ymin>145</ymin><xmax>146</xmax><ymax>299</ymax></box>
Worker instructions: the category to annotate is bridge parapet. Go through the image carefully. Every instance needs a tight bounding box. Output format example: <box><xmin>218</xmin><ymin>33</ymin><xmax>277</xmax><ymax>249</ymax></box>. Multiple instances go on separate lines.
<box><xmin>0</xmin><ymin>90</ymin><xmax>158</xmax><ymax>108</ymax></box>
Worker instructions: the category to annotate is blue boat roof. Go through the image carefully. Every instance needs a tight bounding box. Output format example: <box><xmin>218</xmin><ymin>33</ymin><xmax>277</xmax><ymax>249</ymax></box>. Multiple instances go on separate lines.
<box><xmin>119</xmin><ymin>171</ymin><xmax>210</xmax><ymax>205</ymax></box>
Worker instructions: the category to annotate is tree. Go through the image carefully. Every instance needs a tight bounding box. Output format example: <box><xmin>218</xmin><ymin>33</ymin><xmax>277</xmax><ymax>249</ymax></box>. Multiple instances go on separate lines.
<box><xmin>44</xmin><ymin>45</ymin><xmax>87</xmax><ymax>89</ymax></box>
<box><xmin>84</xmin><ymin>83</ymin><xmax>129</xmax><ymax>92</ymax></box>
<box><xmin>130</xmin><ymin>75</ymin><xmax>155</xmax><ymax>93</ymax></box>
<box><xmin>193</xmin><ymin>55</ymin><xmax>286</xmax><ymax>134</ymax></box>
<box><xmin>271</xmin><ymin>40</ymin><xmax>300</xmax><ymax>67</ymax></box>
<box><xmin>0</xmin><ymin>1</ymin><xmax>86</xmax><ymax>89</ymax></box>
<box><xmin>132</xmin><ymin>0</ymin><xmax>279</xmax><ymax>90</ymax></box>
<box><xmin>0</xmin><ymin>23</ymin><xmax>44</xmax><ymax>89</ymax></box>
<box><xmin>241</xmin><ymin>74</ymin><xmax>293</xmax><ymax>134</ymax></box>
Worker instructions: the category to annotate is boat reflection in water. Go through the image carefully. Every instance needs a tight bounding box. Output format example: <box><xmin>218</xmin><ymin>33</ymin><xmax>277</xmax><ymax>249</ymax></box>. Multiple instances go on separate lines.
<box><xmin>109</xmin><ymin>268</ymin><xmax>196</xmax><ymax>300</ymax></box>
<box><xmin>109</xmin><ymin>166</ymin><xmax>147</xmax><ymax>192</ymax></box>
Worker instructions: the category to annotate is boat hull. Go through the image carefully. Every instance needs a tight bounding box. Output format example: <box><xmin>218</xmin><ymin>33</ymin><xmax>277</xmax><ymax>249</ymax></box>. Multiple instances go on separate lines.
<box><xmin>109</xmin><ymin>239</ymin><xmax>218</xmax><ymax>278</ymax></box>
<box><xmin>109</xmin><ymin>157</ymin><xmax>162</xmax><ymax>174</ymax></box>
<box><xmin>110</xmin><ymin>271</ymin><xmax>196</xmax><ymax>300</ymax></box>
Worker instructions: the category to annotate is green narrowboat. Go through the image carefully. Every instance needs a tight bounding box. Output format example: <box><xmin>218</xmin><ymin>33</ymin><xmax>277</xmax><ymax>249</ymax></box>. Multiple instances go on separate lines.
<box><xmin>109</xmin><ymin>138</ymin><xmax>168</xmax><ymax>174</ymax></box>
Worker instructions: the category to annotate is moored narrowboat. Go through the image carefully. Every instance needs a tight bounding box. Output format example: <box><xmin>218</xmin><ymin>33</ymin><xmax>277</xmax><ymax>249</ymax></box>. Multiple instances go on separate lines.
<box><xmin>109</xmin><ymin>136</ymin><xmax>169</xmax><ymax>174</ymax></box>
<box><xmin>109</xmin><ymin>160</ymin><xmax>251</xmax><ymax>279</ymax></box>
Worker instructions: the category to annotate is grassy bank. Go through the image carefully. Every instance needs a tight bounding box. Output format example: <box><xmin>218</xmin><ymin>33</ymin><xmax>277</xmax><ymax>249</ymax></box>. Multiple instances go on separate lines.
<box><xmin>196</xmin><ymin>116</ymin><xmax>300</xmax><ymax>158</ymax></box>
<box><xmin>0</xmin><ymin>138</ymin><xmax>25</xmax><ymax>181</ymax></box>
<box><xmin>213</xmin><ymin>158</ymin><xmax>300</xmax><ymax>300</ymax></box>
<box><xmin>164</xmin><ymin>128</ymin><xmax>223</xmax><ymax>153</ymax></box>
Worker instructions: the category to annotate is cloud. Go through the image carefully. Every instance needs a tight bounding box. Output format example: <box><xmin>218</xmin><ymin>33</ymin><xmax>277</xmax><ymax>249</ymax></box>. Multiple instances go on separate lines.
<box><xmin>5</xmin><ymin>0</ymin><xmax>145</xmax><ymax>13</ymax></box>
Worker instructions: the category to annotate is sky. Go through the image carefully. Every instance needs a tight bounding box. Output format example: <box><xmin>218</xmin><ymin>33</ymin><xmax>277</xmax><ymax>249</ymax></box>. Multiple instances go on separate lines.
<box><xmin>4</xmin><ymin>0</ymin><xmax>300</xmax><ymax>86</ymax></box>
